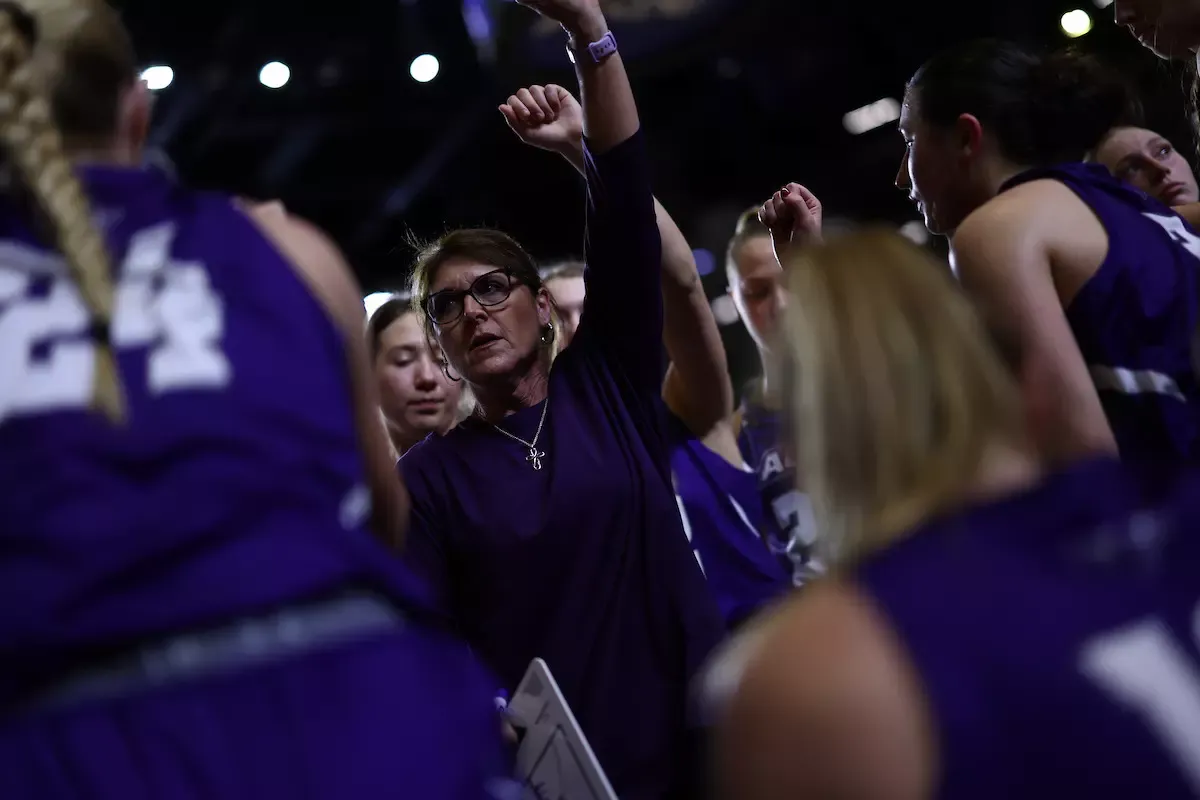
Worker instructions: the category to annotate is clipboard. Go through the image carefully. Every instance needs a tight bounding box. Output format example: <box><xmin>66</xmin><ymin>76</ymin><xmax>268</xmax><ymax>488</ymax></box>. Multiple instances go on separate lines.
<box><xmin>507</xmin><ymin>658</ymin><xmax>618</xmax><ymax>800</ymax></box>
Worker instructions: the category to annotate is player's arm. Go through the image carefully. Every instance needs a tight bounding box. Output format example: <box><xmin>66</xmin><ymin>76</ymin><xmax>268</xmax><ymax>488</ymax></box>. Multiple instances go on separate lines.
<box><xmin>655</xmin><ymin>196</ymin><xmax>739</xmax><ymax>445</ymax></box>
<box><xmin>711</xmin><ymin>582</ymin><xmax>936</xmax><ymax>800</ymax></box>
<box><xmin>241</xmin><ymin>203</ymin><xmax>410</xmax><ymax>550</ymax></box>
<box><xmin>503</xmin><ymin>86</ymin><xmax>738</xmax><ymax>459</ymax></box>
<box><xmin>951</xmin><ymin>186</ymin><xmax>1118</xmax><ymax>462</ymax></box>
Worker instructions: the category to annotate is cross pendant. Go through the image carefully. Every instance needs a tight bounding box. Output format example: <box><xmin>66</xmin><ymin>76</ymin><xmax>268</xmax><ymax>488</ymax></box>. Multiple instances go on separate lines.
<box><xmin>527</xmin><ymin>447</ymin><xmax>546</xmax><ymax>470</ymax></box>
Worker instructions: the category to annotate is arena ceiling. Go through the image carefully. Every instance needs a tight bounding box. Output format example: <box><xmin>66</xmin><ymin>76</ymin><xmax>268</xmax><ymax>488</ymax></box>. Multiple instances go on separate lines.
<box><xmin>110</xmin><ymin>0</ymin><xmax>1185</xmax><ymax>294</ymax></box>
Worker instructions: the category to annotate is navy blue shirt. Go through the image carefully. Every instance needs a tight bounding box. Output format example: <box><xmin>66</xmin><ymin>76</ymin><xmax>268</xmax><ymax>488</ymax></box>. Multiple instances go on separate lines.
<box><xmin>401</xmin><ymin>130</ymin><xmax>724</xmax><ymax>800</ymax></box>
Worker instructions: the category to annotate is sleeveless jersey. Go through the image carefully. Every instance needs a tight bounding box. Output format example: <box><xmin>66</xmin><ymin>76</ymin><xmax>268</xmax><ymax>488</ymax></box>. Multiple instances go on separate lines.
<box><xmin>856</xmin><ymin>458</ymin><xmax>1200</xmax><ymax>799</ymax></box>
<box><xmin>1001</xmin><ymin>164</ymin><xmax>1200</xmax><ymax>464</ymax></box>
<box><xmin>0</xmin><ymin>165</ymin><xmax>424</xmax><ymax>702</ymax></box>
<box><xmin>667</xmin><ymin>412</ymin><xmax>789</xmax><ymax>629</ymax></box>
<box><xmin>737</xmin><ymin>395</ymin><xmax>822</xmax><ymax>586</ymax></box>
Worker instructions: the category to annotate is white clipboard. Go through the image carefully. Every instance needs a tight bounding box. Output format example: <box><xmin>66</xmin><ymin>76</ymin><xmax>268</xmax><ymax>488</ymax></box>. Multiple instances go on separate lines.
<box><xmin>506</xmin><ymin>658</ymin><xmax>618</xmax><ymax>800</ymax></box>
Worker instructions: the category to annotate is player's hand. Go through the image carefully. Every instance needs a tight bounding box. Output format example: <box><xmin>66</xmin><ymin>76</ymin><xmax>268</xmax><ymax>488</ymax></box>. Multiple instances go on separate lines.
<box><xmin>500</xmin><ymin>85</ymin><xmax>583</xmax><ymax>157</ymax></box>
<box><xmin>759</xmin><ymin>183</ymin><xmax>823</xmax><ymax>263</ymax></box>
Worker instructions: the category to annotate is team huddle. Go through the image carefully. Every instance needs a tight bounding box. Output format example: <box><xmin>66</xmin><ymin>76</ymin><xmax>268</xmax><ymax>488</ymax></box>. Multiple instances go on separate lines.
<box><xmin>3</xmin><ymin>0</ymin><xmax>1200</xmax><ymax>797</ymax></box>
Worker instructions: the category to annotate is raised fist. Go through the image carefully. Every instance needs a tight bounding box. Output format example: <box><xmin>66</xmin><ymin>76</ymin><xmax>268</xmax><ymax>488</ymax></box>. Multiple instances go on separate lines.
<box><xmin>499</xmin><ymin>85</ymin><xmax>583</xmax><ymax>156</ymax></box>
<box><xmin>759</xmin><ymin>183</ymin><xmax>823</xmax><ymax>262</ymax></box>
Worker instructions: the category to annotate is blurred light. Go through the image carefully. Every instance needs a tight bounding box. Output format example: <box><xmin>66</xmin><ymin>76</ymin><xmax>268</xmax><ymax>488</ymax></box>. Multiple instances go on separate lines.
<box><xmin>259</xmin><ymin>61</ymin><xmax>291</xmax><ymax>89</ymax></box>
<box><xmin>1060</xmin><ymin>10</ymin><xmax>1093</xmax><ymax>37</ymax></box>
<box><xmin>843</xmin><ymin>98</ymin><xmax>900</xmax><ymax>135</ymax></box>
<box><xmin>410</xmin><ymin>54</ymin><xmax>440</xmax><ymax>83</ymax></box>
<box><xmin>899</xmin><ymin>220</ymin><xmax>929</xmax><ymax>245</ymax></box>
<box><xmin>711</xmin><ymin>294</ymin><xmax>740</xmax><ymax>327</ymax></box>
<box><xmin>364</xmin><ymin>292</ymin><xmax>395</xmax><ymax>318</ymax></box>
<box><xmin>141</xmin><ymin>65</ymin><xmax>173</xmax><ymax>91</ymax></box>
<box><xmin>693</xmin><ymin>248</ymin><xmax>716</xmax><ymax>276</ymax></box>
<box><xmin>1092</xmin><ymin>0</ymin><xmax>1112</xmax><ymax>8</ymax></box>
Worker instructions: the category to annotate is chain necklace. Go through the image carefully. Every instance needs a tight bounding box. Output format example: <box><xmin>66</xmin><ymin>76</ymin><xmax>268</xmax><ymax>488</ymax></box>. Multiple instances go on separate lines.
<box><xmin>490</xmin><ymin>398</ymin><xmax>549</xmax><ymax>470</ymax></box>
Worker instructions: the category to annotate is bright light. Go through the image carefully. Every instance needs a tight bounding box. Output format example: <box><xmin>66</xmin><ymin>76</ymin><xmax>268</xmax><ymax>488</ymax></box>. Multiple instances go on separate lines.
<box><xmin>141</xmin><ymin>65</ymin><xmax>173</xmax><ymax>91</ymax></box>
<box><xmin>410</xmin><ymin>54</ymin><xmax>440</xmax><ymax>83</ymax></box>
<box><xmin>843</xmin><ymin>98</ymin><xmax>900</xmax><ymax>135</ymax></box>
<box><xmin>1061</xmin><ymin>9</ymin><xmax>1093</xmax><ymax>37</ymax></box>
<box><xmin>259</xmin><ymin>61</ymin><xmax>291</xmax><ymax>89</ymax></box>
<box><xmin>364</xmin><ymin>292</ymin><xmax>395</xmax><ymax>319</ymax></box>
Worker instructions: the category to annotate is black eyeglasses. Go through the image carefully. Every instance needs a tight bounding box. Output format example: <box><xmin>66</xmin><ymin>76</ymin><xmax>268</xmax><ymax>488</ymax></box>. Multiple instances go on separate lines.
<box><xmin>424</xmin><ymin>269</ymin><xmax>519</xmax><ymax>325</ymax></box>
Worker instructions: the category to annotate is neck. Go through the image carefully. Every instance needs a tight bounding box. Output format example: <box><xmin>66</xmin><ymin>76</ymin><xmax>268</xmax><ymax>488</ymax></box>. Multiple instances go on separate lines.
<box><xmin>387</xmin><ymin>422</ymin><xmax>421</xmax><ymax>458</ymax></box>
<box><xmin>68</xmin><ymin>139</ymin><xmax>141</xmax><ymax>169</ymax></box>
<box><xmin>963</xmin><ymin>438</ymin><xmax>1042</xmax><ymax>508</ymax></box>
<box><xmin>983</xmin><ymin>157</ymin><xmax>1031</xmax><ymax>200</ymax></box>
<box><xmin>757</xmin><ymin>349</ymin><xmax>781</xmax><ymax>408</ymax></box>
<box><xmin>473</xmin><ymin>361</ymin><xmax>550</xmax><ymax>423</ymax></box>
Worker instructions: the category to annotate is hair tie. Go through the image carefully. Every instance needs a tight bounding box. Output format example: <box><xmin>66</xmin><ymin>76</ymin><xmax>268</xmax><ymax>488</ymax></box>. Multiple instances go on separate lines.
<box><xmin>0</xmin><ymin>2</ymin><xmax>38</xmax><ymax>46</ymax></box>
<box><xmin>88</xmin><ymin>318</ymin><xmax>111</xmax><ymax>346</ymax></box>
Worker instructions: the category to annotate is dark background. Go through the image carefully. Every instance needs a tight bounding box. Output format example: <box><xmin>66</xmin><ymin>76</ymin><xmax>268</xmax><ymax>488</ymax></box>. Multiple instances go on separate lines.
<box><xmin>112</xmin><ymin>0</ymin><xmax>1195</xmax><ymax>395</ymax></box>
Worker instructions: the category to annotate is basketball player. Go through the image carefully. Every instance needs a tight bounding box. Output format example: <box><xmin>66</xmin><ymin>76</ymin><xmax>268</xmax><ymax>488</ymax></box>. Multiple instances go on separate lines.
<box><xmin>1093</xmin><ymin>125</ymin><xmax>1200</xmax><ymax>205</ymax></box>
<box><xmin>711</xmin><ymin>227</ymin><xmax>1200</xmax><ymax>800</ymax></box>
<box><xmin>0</xmin><ymin>2</ymin><xmax>507</xmax><ymax>797</ymax></box>
<box><xmin>540</xmin><ymin>261</ymin><xmax>585</xmax><ymax>346</ymax></box>
<box><xmin>502</xmin><ymin>83</ymin><xmax>789</xmax><ymax>628</ymax></box>
<box><xmin>731</xmin><ymin>187</ymin><xmax>823</xmax><ymax>587</ymax></box>
<box><xmin>898</xmin><ymin>39</ymin><xmax>1200</xmax><ymax>464</ymax></box>
<box><xmin>368</xmin><ymin>295</ymin><xmax>469</xmax><ymax>455</ymax></box>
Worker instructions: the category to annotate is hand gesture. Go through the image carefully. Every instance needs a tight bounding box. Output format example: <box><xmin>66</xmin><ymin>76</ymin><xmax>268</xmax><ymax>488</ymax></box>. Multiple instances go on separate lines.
<box><xmin>759</xmin><ymin>183</ymin><xmax>823</xmax><ymax>263</ymax></box>
<box><xmin>500</xmin><ymin>85</ymin><xmax>583</xmax><ymax>156</ymax></box>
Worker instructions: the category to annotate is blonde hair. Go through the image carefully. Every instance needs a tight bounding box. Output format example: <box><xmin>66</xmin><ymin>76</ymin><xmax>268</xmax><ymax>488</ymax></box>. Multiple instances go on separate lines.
<box><xmin>782</xmin><ymin>228</ymin><xmax>1023</xmax><ymax>566</ymax></box>
<box><xmin>0</xmin><ymin>1</ymin><xmax>135</xmax><ymax>422</ymax></box>
<box><xmin>725</xmin><ymin>204</ymin><xmax>769</xmax><ymax>278</ymax></box>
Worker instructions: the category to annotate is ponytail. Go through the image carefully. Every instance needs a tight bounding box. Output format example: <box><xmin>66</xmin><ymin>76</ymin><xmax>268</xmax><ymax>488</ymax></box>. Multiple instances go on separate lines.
<box><xmin>0</xmin><ymin>3</ymin><xmax>124</xmax><ymax>421</ymax></box>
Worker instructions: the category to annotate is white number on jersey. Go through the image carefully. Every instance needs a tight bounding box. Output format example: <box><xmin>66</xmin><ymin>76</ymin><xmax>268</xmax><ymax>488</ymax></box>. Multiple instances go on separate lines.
<box><xmin>1144</xmin><ymin>212</ymin><xmax>1200</xmax><ymax>260</ymax></box>
<box><xmin>674</xmin><ymin>492</ymin><xmax>706</xmax><ymax>576</ymax></box>
<box><xmin>0</xmin><ymin>222</ymin><xmax>231</xmax><ymax>423</ymax></box>
<box><xmin>1080</xmin><ymin>601</ymin><xmax>1200</xmax><ymax>792</ymax></box>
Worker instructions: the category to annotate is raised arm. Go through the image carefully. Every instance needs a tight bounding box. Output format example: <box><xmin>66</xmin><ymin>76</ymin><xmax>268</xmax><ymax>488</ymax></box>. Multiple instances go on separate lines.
<box><xmin>513</xmin><ymin>1</ymin><xmax>661</xmax><ymax>390</ymax></box>
<box><xmin>951</xmin><ymin>185</ymin><xmax>1117</xmax><ymax>462</ymax></box>
<box><xmin>501</xmin><ymin>86</ymin><xmax>733</xmax><ymax>438</ymax></box>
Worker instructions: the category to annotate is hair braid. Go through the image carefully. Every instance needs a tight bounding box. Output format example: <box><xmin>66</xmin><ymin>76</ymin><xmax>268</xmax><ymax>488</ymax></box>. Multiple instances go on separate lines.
<box><xmin>0</xmin><ymin>5</ymin><xmax>123</xmax><ymax>421</ymax></box>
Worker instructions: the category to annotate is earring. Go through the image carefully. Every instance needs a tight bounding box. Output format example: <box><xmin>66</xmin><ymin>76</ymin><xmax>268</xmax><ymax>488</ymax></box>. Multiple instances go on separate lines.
<box><xmin>540</xmin><ymin>323</ymin><xmax>553</xmax><ymax>344</ymax></box>
<box><xmin>441</xmin><ymin>361</ymin><xmax>461</xmax><ymax>383</ymax></box>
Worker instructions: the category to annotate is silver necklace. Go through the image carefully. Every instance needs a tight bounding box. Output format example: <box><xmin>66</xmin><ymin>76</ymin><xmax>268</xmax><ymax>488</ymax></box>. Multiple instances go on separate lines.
<box><xmin>491</xmin><ymin>398</ymin><xmax>549</xmax><ymax>470</ymax></box>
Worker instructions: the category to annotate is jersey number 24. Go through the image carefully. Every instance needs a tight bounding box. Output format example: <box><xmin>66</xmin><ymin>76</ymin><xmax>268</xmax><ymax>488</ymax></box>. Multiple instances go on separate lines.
<box><xmin>0</xmin><ymin>222</ymin><xmax>230</xmax><ymax>422</ymax></box>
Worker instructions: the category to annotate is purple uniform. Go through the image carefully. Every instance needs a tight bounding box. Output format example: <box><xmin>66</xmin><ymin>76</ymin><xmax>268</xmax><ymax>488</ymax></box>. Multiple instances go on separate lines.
<box><xmin>401</xmin><ymin>131</ymin><xmax>724</xmax><ymax>800</ymax></box>
<box><xmin>857</xmin><ymin>458</ymin><xmax>1200</xmax><ymax>799</ymax></box>
<box><xmin>0</xmin><ymin>165</ymin><xmax>506</xmax><ymax>798</ymax></box>
<box><xmin>737</xmin><ymin>394</ymin><xmax>822</xmax><ymax>585</ymax></box>
<box><xmin>1001</xmin><ymin>164</ymin><xmax>1200</xmax><ymax>464</ymax></box>
<box><xmin>667</xmin><ymin>411</ymin><xmax>789</xmax><ymax>629</ymax></box>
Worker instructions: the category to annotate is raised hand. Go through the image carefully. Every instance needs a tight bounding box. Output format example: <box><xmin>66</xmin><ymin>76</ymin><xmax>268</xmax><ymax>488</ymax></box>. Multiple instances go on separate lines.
<box><xmin>759</xmin><ymin>183</ymin><xmax>823</xmax><ymax>263</ymax></box>
<box><xmin>499</xmin><ymin>85</ymin><xmax>583</xmax><ymax>157</ymax></box>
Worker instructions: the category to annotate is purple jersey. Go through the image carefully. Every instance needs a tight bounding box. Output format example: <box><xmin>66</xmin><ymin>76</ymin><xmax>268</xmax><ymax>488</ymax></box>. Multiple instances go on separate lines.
<box><xmin>856</xmin><ymin>458</ymin><xmax>1200</xmax><ymax>799</ymax></box>
<box><xmin>667</xmin><ymin>411</ymin><xmax>789</xmax><ymax>629</ymax></box>
<box><xmin>0</xmin><ymin>165</ymin><xmax>428</xmax><ymax>703</ymax></box>
<box><xmin>1001</xmin><ymin>164</ymin><xmax>1200</xmax><ymax>464</ymax></box>
<box><xmin>737</xmin><ymin>394</ymin><xmax>822</xmax><ymax>585</ymax></box>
